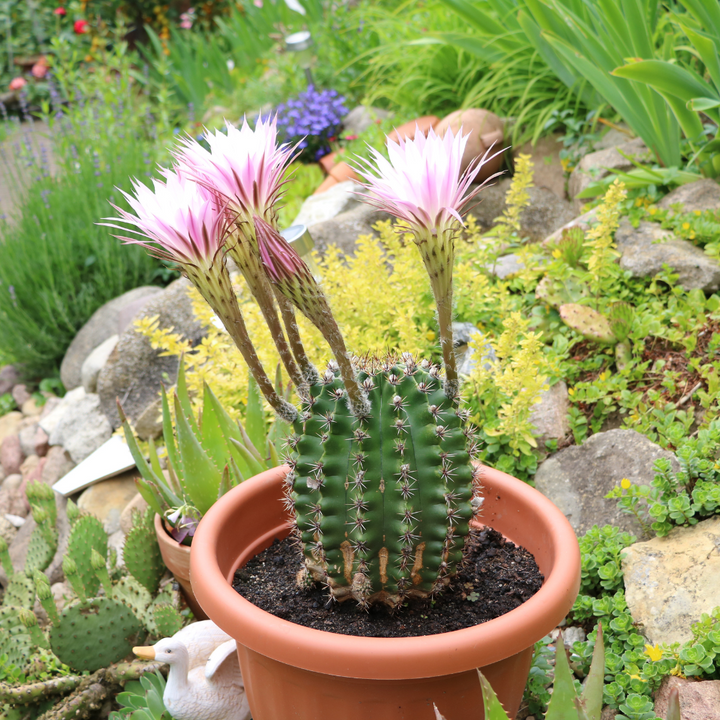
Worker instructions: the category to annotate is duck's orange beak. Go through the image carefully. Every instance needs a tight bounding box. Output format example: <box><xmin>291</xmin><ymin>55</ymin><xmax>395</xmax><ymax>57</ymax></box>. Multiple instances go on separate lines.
<box><xmin>133</xmin><ymin>646</ymin><xmax>156</xmax><ymax>660</ymax></box>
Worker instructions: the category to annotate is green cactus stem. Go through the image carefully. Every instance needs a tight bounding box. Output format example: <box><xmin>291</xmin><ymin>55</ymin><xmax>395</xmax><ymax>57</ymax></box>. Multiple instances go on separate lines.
<box><xmin>4</xmin><ymin>573</ymin><xmax>35</xmax><ymax>609</ymax></box>
<box><xmin>0</xmin><ymin>675</ymin><xmax>82</xmax><ymax>705</ymax></box>
<box><xmin>608</xmin><ymin>301</ymin><xmax>634</xmax><ymax>343</ymax></box>
<box><xmin>559</xmin><ymin>303</ymin><xmax>616</xmax><ymax>344</ymax></box>
<box><xmin>26</xmin><ymin>481</ymin><xmax>57</xmax><ymax>525</ymax></box>
<box><xmin>18</xmin><ymin>608</ymin><xmax>49</xmax><ymax>649</ymax></box>
<box><xmin>0</xmin><ymin>537</ymin><xmax>14</xmax><ymax>578</ymax></box>
<box><xmin>34</xmin><ymin>572</ymin><xmax>60</xmax><ymax>625</ymax></box>
<box><xmin>90</xmin><ymin>549</ymin><xmax>113</xmax><ymax>598</ymax></box>
<box><xmin>66</xmin><ymin>499</ymin><xmax>80</xmax><ymax>525</ymax></box>
<box><xmin>152</xmin><ymin>603</ymin><xmax>183</xmax><ymax>637</ymax></box>
<box><xmin>66</xmin><ymin>515</ymin><xmax>107</xmax><ymax>598</ymax></box>
<box><xmin>289</xmin><ymin>357</ymin><xmax>479</xmax><ymax>608</ymax></box>
<box><xmin>62</xmin><ymin>557</ymin><xmax>86</xmax><ymax>601</ymax></box>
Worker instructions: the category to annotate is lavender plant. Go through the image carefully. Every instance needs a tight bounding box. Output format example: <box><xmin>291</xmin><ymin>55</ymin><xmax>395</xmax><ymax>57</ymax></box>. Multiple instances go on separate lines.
<box><xmin>104</xmin><ymin>116</ymin><xmax>498</xmax><ymax>608</ymax></box>
<box><xmin>275</xmin><ymin>86</ymin><xmax>347</xmax><ymax>162</ymax></box>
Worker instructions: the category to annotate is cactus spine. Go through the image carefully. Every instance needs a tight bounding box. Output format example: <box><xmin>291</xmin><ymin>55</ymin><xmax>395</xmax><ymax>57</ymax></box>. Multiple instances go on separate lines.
<box><xmin>289</xmin><ymin>358</ymin><xmax>478</xmax><ymax>607</ymax></box>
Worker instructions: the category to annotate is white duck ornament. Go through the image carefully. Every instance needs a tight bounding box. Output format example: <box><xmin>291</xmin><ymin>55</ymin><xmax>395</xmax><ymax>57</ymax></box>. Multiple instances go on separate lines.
<box><xmin>134</xmin><ymin>620</ymin><xmax>251</xmax><ymax>720</ymax></box>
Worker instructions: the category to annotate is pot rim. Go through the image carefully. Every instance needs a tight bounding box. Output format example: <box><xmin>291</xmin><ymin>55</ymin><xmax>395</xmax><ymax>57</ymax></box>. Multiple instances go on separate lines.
<box><xmin>191</xmin><ymin>464</ymin><xmax>581</xmax><ymax>680</ymax></box>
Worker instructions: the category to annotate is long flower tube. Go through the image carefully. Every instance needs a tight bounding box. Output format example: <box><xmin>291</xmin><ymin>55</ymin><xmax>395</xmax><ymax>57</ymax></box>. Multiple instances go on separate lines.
<box><xmin>254</xmin><ymin>217</ymin><xmax>370</xmax><ymax>418</ymax></box>
<box><xmin>175</xmin><ymin>117</ymin><xmax>306</xmax><ymax>393</ymax></box>
<box><xmin>101</xmin><ymin>170</ymin><xmax>297</xmax><ymax>422</ymax></box>
<box><xmin>353</xmin><ymin>125</ymin><xmax>502</xmax><ymax>398</ymax></box>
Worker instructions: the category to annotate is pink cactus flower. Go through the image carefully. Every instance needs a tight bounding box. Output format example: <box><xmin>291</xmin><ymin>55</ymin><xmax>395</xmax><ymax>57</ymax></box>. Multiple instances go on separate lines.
<box><xmin>353</xmin><ymin>125</ymin><xmax>498</xmax><ymax>238</ymax></box>
<box><xmin>31</xmin><ymin>58</ymin><xmax>48</xmax><ymax>79</ymax></box>
<box><xmin>174</xmin><ymin>116</ymin><xmax>294</xmax><ymax>226</ymax></box>
<box><xmin>9</xmin><ymin>77</ymin><xmax>27</xmax><ymax>91</ymax></box>
<box><xmin>102</xmin><ymin>169</ymin><xmax>228</xmax><ymax>274</ymax></box>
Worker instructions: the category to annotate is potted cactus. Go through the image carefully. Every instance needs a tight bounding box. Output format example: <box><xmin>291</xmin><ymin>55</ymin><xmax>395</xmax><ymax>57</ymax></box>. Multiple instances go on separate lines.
<box><xmin>104</xmin><ymin>117</ymin><xmax>582</xmax><ymax>719</ymax></box>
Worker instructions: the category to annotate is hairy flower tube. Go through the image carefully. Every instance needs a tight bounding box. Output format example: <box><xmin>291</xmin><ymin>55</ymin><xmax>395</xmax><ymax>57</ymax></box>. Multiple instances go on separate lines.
<box><xmin>354</xmin><ymin>126</ymin><xmax>501</xmax><ymax>396</ymax></box>
<box><xmin>255</xmin><ymin>217</ymin><xmax>369</xmax><ymax>417</ymax></box>
<box><xmin>176</xmin><ymin>116</ymin><xmax>308</xmax><ymax>392</ymax></box>
<box><xmin>101</xmin><ymin>170</ymin><xmax>297</xmax><ymax>422</ymax></box>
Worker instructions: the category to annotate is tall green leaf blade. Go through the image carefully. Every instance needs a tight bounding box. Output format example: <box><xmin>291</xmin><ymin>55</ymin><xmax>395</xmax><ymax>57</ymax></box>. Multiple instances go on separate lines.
<box><xmin>161</xmin><ymin>385</ymin><xmax>184</xmax><ymax>484</ymax></box>
<box><xmin>173</xmin><ymin>392</ymin><xmax>221</xmax><ymax>515</ymax></box>
<box><xmin>229</xmin><ymin>438</ymin><xmax>266</xmax><ymax>477</ymax></box>
<box><xmin>476</xmin><ymin>670</ymin><xmax>511</xmax><ymax>719</ymax></box>
<box><xmin>612</xmin><ymin>60</ymin><xmax>715</xmax><ymax>103</ymax></box>
<box><xmin>199</xmin><ymin>383</ymin><xmax>232</xmax><ymax>473</ymax></box>
<box><xmin>680</xmin><ymin>0</ymin><xmax>720</xmax><ymax>42</ymax></box>
<box><xmin>579</xmin><ymin>624</ymin><xmax>605</xmax><ymax>720</ymax></box>
<box><xmin>175</xmin><ymin>356</ymin><xmax>199</xmax><ymax>435</ymax></box>
<box><xmin>545</xmin><ymin>634</ymin><xmax>582</xmax><ymax>720</ymax></box>
<box><xmin>437</xmin><ymin>0</ymin><xmax>507</xmax><ymax>35</ymax></box>
<box><xmin>680</xmin><ymin>23</ymin><xmax>720</xmax><ymax>94</ymax></box>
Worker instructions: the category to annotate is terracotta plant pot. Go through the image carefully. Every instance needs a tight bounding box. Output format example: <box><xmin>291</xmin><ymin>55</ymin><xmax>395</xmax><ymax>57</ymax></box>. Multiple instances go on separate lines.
<box><xmin>153</xmin><ymin>513</ymin><xmax>208</xmax><ymax>621</ymax></box>
<box><xmin>190</xmin><ymin>466</ymin><xmax>580</xmax><ymax>720</ymax></box>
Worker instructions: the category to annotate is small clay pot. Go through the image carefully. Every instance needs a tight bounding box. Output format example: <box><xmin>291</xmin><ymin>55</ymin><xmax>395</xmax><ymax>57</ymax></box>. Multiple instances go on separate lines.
<box><xmin>190</xmin><ymin>465</ymin><xmax>581</xmax><ymax>720</ymax></box>
<box><xmin>153</xmin><ymin>513</ymin><xmax>208</xmax><ymax>620</ymax></box>
<box><xmin>434</xmin><ymin>108</ymin><xmax>505</xmax><ymax>181</ymax></box>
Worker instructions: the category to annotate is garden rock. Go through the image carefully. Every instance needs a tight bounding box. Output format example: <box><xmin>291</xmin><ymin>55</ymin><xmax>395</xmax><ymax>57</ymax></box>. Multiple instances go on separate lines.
<box><xmin>38</xmin><ymin>386</ymin><xmax>84</xmax><ymax>437</ymax></box>
<box><xmin>292</xmin><ymin>180</ymin><xmax>361</xmax><ymax>228</ymax></box>
<box><xmin>97</xmin><ymin>277</ymin><xmax>207</xmax><ymax>428</ymax></box>
<box><xmin>0</xmin><ymin>365</ymin><xmax>19</xmax><ymax>395</ymax></box>
<box><xmin>615</xmin><ymin>218</ymin><xmax>720</xmax><ymax>292</ymax></box>
<box><xmin>46</xmin><ymin>389</ymin><xmax>112</xmax><ymax>464</ymax></box>
<box><xmin>60</xmin><ymin>285</ymin><xmax>163</xmax><ymax>391</ymax></box>
<box><xmin>77</xmin><ymin>470</ymin><xmax>142</xmax><ymax>535</ymax></box>
<box><xmin>134</xmin><ymin>397</ymin><xmax>163</xmax><ymax>441</ymax></box>
<box><xmin>0</xmin><ymin>411</ymin><xmax>23</xmax><ymax>444</ymax></box>
<box><xmin>529</xmin><ymin>382</ymin><xmax>570</xmax><ymax>450</ymax></box>
<box><xmin>0</xmin><ymin>434</ymin><xmax>24</xmax><ymax>477</ymax></box>
<box><xmin>453</xmin><ymin>322</ymin><xmax>497</xmax><ymax>377</ymax></box>
<box><xmin>0</xmin><ymin>516</ymin><xmax>16</xmax><ymax>545</ymax></box>
<box><xmin>20</xmin><ymin>397</ymin><xmax>43</xmax><ymax>417</ymax></box>
<box><xmin>534</xmin><ymin>429</ymin><xmax>677</xmax><ymax>537</ymax></box>
<box><xmin>2</xmin><ymin>474</ymin><xmax>21</xmax><ymax>492</ymax></box>
<box><xmin>120</xmin><ymin>492</ymin><xmax>149</xmax><ymax>535</ymax></box>
<box><xmin>657</xmin><ymin>179</ymin><xmax>720</xmax><ymax>214</ymax></box>
<box><xmin>0</xmin><ymin>486</ymin><xmax>28</xmax><ymax>519</ymax></box>
<box><xmin>541</xmin><ymin>208</ymin><xmax>600</xmax><ymax>247</ymax></box>
<box><xmin>568</xmin><ymin>137</ymin><xmax>650</xmax><ymax>206</ymax></box>
<box><xmin>38</xmin><ymin>395</ymin><xmax>62</xmax><ymax>423</ymax></box>
<box><xmin>466</xmin><ymin>179</ymin><xmax>576</xmax><ymax>242</ymax></box>
<box><xmin>622</xmin><ymin>516</ymin><xmax>720</xmax><ymax>646</ymax></box>
<box><xmin>515</xmin><ymin>133</ymin><xmax>566</xmax><ymax>200</ymax></box>
<box><xmin>33</xmin><ymin>427</ymin><xmax>49</xmax><ymax>457</ymax></box>
<box><xmin>81</xmin><ymin>334</ymin><xmax>119</xmax><ymax>393</ymax></box>
<box><xmin>309</xmin><ymin>202</ymin><xmax>394</xmax><ymax>256</ymax></box>
<box><xmin>11</xmin><ymin>384</ymin><xmax>30</xmax><ymax>407</ymax></box>
<box><xmin>654</xmin><ymin>676</ymin><xmax>720</xmax><ymax>720</ymax></box>
<box><xmin>487</xmin><ymin>254</ymin><xmax>524</xmax><ymax>279</ymax></box>
<box><xmin>342</xmin><ymin>105</ymin><xmax>391</xmax><ymax>135</ymax></box>
<box><xmin>40</xmin><ymin>446</ymin><xmax>75</xmax><ymax>487</ymax></box>
<box><xmin>18</xmin><ymin>423</ymin><xmax>39</xmax><ymax>458</ymax></box>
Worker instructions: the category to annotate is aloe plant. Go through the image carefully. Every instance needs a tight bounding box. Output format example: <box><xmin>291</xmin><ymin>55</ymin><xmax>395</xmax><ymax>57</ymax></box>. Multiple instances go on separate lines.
<box><xmin>434</xmin><ymin>625</ymin><xmax>683</xmax><ymax>720</ymax></box>
<box><xmin>121</xmin><ymin>357</ymin><xmax>290</xmax><ymax>543</ymax></box>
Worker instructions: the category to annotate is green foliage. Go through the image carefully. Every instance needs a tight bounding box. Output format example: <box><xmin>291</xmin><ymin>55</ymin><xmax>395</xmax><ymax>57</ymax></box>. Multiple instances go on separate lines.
<box><xmin>276</xmin><ymin>163</ymin><xmax>325</xmax><ymax>230</ymax></box>
<box><xmin>0</xmin><ymin>38</ymin><xmax>173</xmax><ymax>378</ymax></box>
<box><xmin>608</xmin><ymin>420</ymin><xmax>720</xmax><ymax>536</ymax></box>
<box><xmin>123</xmin><ymin>511</ymin><xmax>165</xmax><ymax>594</ymax></box>
<box><xmin>0</xmin><ymin>394</ymin><xmax>17</xmax><ymax>416</ymax></box>
<box><xmin>122</xmin><ymin>356</ymin><xmax>285</xmax><ymax>537</ymax></box>
<box><xmin>110</xmin><ymin>670</ymin><xmax>174</xmax><ymax>720</ymax></box>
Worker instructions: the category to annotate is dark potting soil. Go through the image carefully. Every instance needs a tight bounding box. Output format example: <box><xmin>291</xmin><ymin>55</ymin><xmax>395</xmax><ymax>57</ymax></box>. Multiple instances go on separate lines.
<box><xmin>231</xmin><ymin>528</ymin><xmax>543</xmax><ymax>638</ymax></box>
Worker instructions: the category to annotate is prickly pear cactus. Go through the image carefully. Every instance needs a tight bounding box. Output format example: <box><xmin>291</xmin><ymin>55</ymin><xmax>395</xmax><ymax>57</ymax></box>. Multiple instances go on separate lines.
<box><xmin>559</xmin><ymin>303</ymin><xmax>616</xmax><ymax>344</ymax></box>
<box><xmin>152</xmin><ymin>604</ymin><xmax>183</xmax><ymax>637</ymax></box>
<box><xmin>288</xmin><ymin>358</ymin><xmax>479</xmax><ymax>607</ymax></box>
<box><xmin>49</xmin><ymin>597</ymin><xmax>142</xmax><ymax>672</ymax></box>
<box><xmin>66</xmin><ymin>515</ymin><xmax>107</xmax><ymax>598</ymax></box>
<box><xmin>0</xmin><ymin>607</ymin><xmax>34</xmax><ymax>668</ymax></box>
<box><xmin>3</xmin><ymin>575</ymin><xmax>34</xmax><ymax>610</ymax></box>
<box><xmin>113</xmin><ymin>575</ymin><xmax>152</xmax><ymax>620</ymax></box>
<box><xmin>25</xmin><ymin>481</ymin><xmax>57</xmax><ymax>525</ymax></box>
<box><xmin>123</xmin><ymin>517</ymin><xmax>165</xmax><ymax>594</ymax></box>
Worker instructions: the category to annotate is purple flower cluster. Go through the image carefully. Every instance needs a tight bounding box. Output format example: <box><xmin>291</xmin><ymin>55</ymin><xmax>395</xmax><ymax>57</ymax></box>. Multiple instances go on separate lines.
<box><xmin>275</xmin><ymin>85</ymin><xmax>347</xmax><ymax>162</ymax></box>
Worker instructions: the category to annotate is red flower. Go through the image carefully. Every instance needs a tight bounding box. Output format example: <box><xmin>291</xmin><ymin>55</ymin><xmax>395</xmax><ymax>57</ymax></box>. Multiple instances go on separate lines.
<box><xmin>54</xmin><ymin>6</ymin><xmax>66</xmax><ymax>14</ymax></box>
<box><xmin>73</xmin><ymin>19</ymin><xmax>89</xmax><ymax>33</ymax></box>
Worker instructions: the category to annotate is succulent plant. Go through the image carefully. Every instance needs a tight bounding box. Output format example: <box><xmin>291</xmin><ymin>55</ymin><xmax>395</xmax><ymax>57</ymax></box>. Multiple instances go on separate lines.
<box><xmin>122</xmin><ymin>357</ymin><xmax>288</xmax><ymax>544</ymax></box>
<box><xmin>559</xmin><ymin>302</ymin><xmax>635</xmax><ymax>369</ymax></box>
<box><xmin>105</xmin><ymin>118</ymin><xmax>497</xmax><ymax>608</ymax></box>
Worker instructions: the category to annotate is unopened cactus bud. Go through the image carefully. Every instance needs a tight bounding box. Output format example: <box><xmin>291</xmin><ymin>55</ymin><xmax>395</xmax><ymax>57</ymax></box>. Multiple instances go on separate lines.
<box><xmin>34</xmin><ymin>571</ymin><xmax>59</xmax><ymax>625</ymax></box>
<box><xmin>19</xmin><ymin>608</ymin><xmax>38</xmax><ymax>628</ymax></box>
<box><xmin>32</xmin><ymin>506</ymin><xmax>49</xmax><ymax>524</ymax></box>
<box><xmin>90</xmin><ymin>548</ymin><xmax>105</xmax><ymax>571</ymax></box>
<box><xmin>19</xmin><ymin>608</ymin><xmax>50</xmax><ymax>649</ymax></box>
